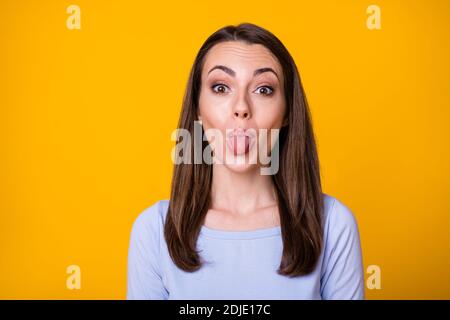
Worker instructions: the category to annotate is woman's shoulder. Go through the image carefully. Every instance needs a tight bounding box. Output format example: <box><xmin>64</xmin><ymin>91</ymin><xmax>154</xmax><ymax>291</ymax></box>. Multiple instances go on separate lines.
<box><xmin>130</xmin><ymin>199</ymin><xmax>170</xmax><ymax>235</ymax></box>
<box><xmin>322</xmin><ymin>193</ymin><xmax>360</xmax><ymax>236</ymax></box>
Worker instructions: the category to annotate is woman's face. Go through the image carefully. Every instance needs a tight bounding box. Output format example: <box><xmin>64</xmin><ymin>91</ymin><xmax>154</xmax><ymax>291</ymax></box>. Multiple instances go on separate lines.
<box><xmin>198</xmin><ymin>41</ymin><xmax>286</xmax><ymax>173</ymax></box>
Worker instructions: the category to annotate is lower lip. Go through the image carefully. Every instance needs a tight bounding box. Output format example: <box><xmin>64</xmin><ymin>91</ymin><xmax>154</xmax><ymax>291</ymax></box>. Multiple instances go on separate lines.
<box><xmin>227</xmin><ymin>135</ymin><xmax>251</xmax><ymax>156</ymax></box>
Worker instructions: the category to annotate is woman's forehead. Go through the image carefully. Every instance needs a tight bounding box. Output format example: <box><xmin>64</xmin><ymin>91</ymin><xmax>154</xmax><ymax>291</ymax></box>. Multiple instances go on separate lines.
<box><xmin>202</xmin><ymin>41</ymin><xmax>282</xmax><ymax>76</ymax></box>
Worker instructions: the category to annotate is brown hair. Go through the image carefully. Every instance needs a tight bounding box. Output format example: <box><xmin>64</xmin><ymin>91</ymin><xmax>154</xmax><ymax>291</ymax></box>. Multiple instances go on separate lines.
<box><xmin>164</xmin><ymin>23</ymin><xmax>323</xmax><ymax>276</ymax></box>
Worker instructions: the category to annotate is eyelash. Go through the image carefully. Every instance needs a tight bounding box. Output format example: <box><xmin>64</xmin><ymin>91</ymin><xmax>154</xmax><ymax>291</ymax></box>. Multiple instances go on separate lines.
<box><xmin>211</xmin><ymin>83</ymin><xmax>275</xmax><ymax>96</ymax></box>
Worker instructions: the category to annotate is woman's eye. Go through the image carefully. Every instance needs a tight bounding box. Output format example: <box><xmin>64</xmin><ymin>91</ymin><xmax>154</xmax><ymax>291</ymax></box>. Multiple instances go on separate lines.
<box><xmin>211</xmin><ymin>84</ymin><xmax>230</xmax><ymax>94</ymax></box>
<box><xmin>254</xmin><ymin>86</ymin><xmax>274</xmax><ymax>96</ymax></box>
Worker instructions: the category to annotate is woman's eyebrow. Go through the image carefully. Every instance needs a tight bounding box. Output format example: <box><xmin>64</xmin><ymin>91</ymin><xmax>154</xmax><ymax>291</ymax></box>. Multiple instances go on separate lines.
<box><xmin>253</xmin><ymin>67</ymin><xmax>279</xmax><ymax>80</ymax></box>
<box><xmin>208</xmin><ymin>65</ymin><xmax>236</xmax><ymax>76</ymax></box>
<box><xmin>207</xmin><ymin>65</ymin><xmax>279</xmax><ymax>80</ymax></box>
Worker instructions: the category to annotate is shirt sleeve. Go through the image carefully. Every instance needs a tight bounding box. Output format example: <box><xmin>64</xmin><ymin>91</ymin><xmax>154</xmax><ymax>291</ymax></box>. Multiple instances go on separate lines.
<box><xmin>320</xmin><ymin>198</ymin><xmax>365</xmax><ymax>299</ymax></box>
<box><xmin>127</xmin><ymin>202</ymin><xmax>169</xmax><ymax>300</ymax></box>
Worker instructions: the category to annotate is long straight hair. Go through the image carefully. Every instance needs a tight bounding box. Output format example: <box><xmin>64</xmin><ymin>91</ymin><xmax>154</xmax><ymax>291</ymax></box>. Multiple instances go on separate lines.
<box><xmin>164</xmin><ymin>23</ymin><xmax>324</xmax><ymax>276</ymax></box>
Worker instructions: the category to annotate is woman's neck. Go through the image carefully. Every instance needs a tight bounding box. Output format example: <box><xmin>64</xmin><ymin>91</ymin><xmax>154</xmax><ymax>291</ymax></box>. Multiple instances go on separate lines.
<box><xmin>210</xmin><ymin>164</ymin><xmax>277</xmax><ymax>216</ymax></box>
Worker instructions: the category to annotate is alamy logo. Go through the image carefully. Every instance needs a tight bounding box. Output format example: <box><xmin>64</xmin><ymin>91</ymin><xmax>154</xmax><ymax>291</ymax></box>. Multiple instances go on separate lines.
<box><xmin>171</xmin><ymin>121</ymin><xmax>281</xmax><ymax>175</ymax></box>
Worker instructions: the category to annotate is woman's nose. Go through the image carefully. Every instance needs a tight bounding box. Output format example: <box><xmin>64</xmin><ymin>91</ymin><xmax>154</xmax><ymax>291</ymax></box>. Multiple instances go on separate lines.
<box><xmin>232</xmin><ymin>94</ymin><xmax>251</xmax><ymax>119</ymax></box>
<box><xmin>234</xmin><ymin>109</ymin><xmax>250</xmax><ymax>119</ymax></box>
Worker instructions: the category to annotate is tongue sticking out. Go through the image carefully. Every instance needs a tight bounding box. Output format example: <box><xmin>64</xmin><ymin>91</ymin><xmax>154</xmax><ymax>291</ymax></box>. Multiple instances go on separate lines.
<box><xmin>229</xmin><ymin>135</ymin><xmax>250</xmax><ymax>156</ymax></box>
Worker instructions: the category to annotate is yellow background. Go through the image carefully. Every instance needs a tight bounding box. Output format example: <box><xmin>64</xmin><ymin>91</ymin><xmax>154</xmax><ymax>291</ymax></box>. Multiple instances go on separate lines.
<box><xmin>1</xmin><ymin>0</ymin><xmax>449</xmax><ymax>299</ymax></box>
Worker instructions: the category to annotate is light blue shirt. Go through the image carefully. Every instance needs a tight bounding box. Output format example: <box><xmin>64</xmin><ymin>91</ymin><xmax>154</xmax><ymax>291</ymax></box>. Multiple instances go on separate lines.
<box><xmin>127</xmin><ymin>193</ymin><xmax>365</xmax><ymax>299</ymax></box>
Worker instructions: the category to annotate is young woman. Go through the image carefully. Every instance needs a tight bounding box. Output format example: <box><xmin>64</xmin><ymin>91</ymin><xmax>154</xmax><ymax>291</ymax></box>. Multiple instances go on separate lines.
<box><xmin>127</xmin><ymin>23</ymin><xmax>364</xmax><ymax>299</ymax></box>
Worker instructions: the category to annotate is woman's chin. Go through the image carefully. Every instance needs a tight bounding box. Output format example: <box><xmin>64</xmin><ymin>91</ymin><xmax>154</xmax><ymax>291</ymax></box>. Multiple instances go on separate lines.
<box><xmin>222</xmin><ymin>161</ymin><xmax>259</xmax><ymax>174</ymax></box>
